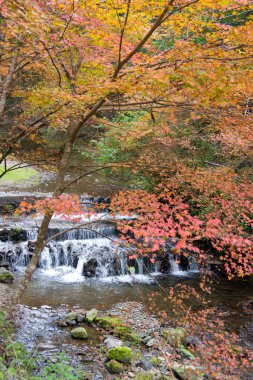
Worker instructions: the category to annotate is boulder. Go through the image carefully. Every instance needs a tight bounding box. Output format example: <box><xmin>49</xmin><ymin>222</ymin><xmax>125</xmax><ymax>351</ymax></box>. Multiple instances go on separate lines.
<box><xmin>0</xmin><ymin>268</ymin><xmax>14</xmax><ymax>284</ymax></box>
<box><xmin>105</xmin><ymin>359</ymin><xmax>124</xmax><ymax>374</ymax></box>
<box><xmin>83</xmin><ymin>258</ymin><xmax>98</xmax><ymax>277</ymax></box>
<box><xmin>107</xmin><ymin>346</ymin><xmax>133</xmax><ymax>363</ymax></box>
<box><xmin>71</xmin><ymin>327</ymin><xmax>88</xmax><ymax>340</ymax></box>
<box><xmin>85</xmin><ymin>308</ymin><xmax>98</xmax><ymax>324</ymax></box>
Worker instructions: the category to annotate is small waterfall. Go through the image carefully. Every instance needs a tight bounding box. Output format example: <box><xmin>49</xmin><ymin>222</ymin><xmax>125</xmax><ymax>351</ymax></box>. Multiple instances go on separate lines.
<box><xmin>136</xmin><ymin>258</ymin><xmax>144</xmax><ymax>275</ymax></box>
<box><xmin>27</xmin><ymin>229</ymin><xmax>38</xmax><ymax>241</ymax></box>
<box><xmin>169</xmin><ymin>253</ymin><xmax>181</xmax><ymax>273</ymax></box>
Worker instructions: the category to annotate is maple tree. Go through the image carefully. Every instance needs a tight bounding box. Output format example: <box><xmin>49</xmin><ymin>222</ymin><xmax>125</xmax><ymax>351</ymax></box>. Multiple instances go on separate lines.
<box><xmin>0</xmin><ymin>0</ymin><xmax>251</xmax><ymax>298</ymax></box>
<box><xmin>1</xmin><ymin>2</ymin><xmax>252</xmax><ymax>377</ymax></box>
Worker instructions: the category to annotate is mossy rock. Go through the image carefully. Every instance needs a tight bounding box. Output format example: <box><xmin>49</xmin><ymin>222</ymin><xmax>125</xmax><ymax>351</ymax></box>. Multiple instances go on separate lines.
<box><xmin>105</xmin><ymin>359</ymin><xmax>124</xmax><ymax>374</ymax></box>
<box><xmin>114</xmin><ymin>326</ymin><xmax>140</xmax><ymax>344</ymax></box>
<box><xmin>172</xmin><ymin>365</ymin><xmax>204</xmax><ymax>380</ymax></box>
<box><xmin>114</xmin><ymin>325</ymin><xmax>132</xmax><ymax>335</ymax></box>
<box><xmin>96</xmin><ymin>317</ymin><xmax>125</xmax><ymax>330</ymax></box>
<box><xmin>162</xmin><ymin>327</ymin><xmax>186</xmax><ymax>347</ymax></box>
<box><xmin>123</xmin><ymin>332</ymin><xmax>141</xmax><ymax>344</ymax></box>
<box><xmin>0</xmin><ymin>268</ymin><xmax>14</xmax><ymax>284</ymax></box>
<box><xmin>85</xmin><ymin>308</ymin><xmax>98</xmax><ymax>324</ymax></box>
<box><xmin>71</xmin><ymin>327</ymin><xmax>88</xmax><ymax>339</ymax></box>
<box><xmin>107</xmin><ymin>346</ymin><xmax>133</xmax><ymax>363</ymax></box>
<box><xmin>135</xmin><ymin>372</ymin><xmax>154</xmax><ymax>380</ymax></box>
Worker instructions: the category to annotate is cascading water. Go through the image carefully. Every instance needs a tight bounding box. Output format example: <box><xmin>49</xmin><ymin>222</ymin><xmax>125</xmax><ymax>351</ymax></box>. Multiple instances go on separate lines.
<box><xmin>0</xmin><ymin>193</ymin><xmax>198</xmax><ymax>282</ymax></box>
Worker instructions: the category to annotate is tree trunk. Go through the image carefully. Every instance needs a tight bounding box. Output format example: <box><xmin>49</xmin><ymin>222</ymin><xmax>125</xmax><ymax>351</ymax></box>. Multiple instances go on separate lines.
<box><xmin>13</xmin><ymin>123</ymin><xmax>79</xmax><ymax>304</ymax></box>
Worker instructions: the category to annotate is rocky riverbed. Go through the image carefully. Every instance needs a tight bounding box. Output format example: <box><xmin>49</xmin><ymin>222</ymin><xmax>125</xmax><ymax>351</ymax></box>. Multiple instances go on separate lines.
<box><xmin>12</xmin><ymin>301</ymin><xmax>209</xmax><ymax>380</ymax></box>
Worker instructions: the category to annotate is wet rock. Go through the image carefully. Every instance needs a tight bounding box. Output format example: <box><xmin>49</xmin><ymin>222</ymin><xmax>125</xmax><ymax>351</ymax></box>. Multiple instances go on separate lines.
<box><xmin>0</xmin><ymin>229</ymin><xmax>9</xmax><ymax>242</ymax></box>
<box><xmin>76</xmin><ymin>313</ymin><xmax>86</xmax><ymax>323</ymax></box>
<box><xmin>162</xmin><ymin>328</ymin><xmax>186</xmax><ymax>347</ymax></box>
<box><xmin>71</xmin><ymin>327</ymin><xmax>88</xmax><ymax>340</ymax></box>
<box><xmin>9</xmin><ymin>228</ymin><xmax>27</xmax><ymax>242</ymax></box>
<box><xmin>104</xmin><ymin>337</ymin><xmax>123</xmax><ymax>350</ymax></box>
<box><xmin>28</xmin><ymin>241</ymin><xmax>36</xmax><ymax>252</ymax></box>
<box><xmin>0</xmin><ymin>260</ymin><xmax>10</xmax><ymax>270</ymax></box>
<box><xmin>138</xmin><ymin>358</ymin><xmax>153</xmax><ymax>370</ymax></box>
<box><xmin>86</xmin><ymin>308</ymin><xmax>98</xmax><ymax>324</ymax></box>
<box><xmin>107</xmin><ymin>346</ymin><xmax>133</xmax><ymax>363</ymax></box>
<box><xmin>105</xmin><ymin>359</ymin><xmax>124</xmax><ymax>374</ymax></box>
<box><xmin>172</xmin><ymin>365</ymin><xmax>204</xmax><ymax>380</ymax></box>
<box><xmin>0</xmin><ymin>268</ymin><xmax>14</xmax><ymax>283</ymax></box>
<box><xmin>83</xmin><ymin>258</ymin><xmax>98</xmax><ymax>277</ymax></box>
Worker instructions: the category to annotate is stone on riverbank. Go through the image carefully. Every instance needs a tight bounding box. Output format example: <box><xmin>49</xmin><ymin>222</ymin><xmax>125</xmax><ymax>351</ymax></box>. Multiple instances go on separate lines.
<box><xmin>105</xmin><ymin>359</ymin><xmax>124</xmax><ymax>374</ymax></box>
<box><xmin>0</xmin><ymin>268</ymin><xmax>14</xmax><ymax>284</ymax></box>
<box><xmin>107</xmin><ymin>346</ymin><xmax>133</xmax><ymax>363</ymax></box>
<box><xmin>71</xmin><ymin>327</ymin><xmax>88</xmax><ymax>339</ymax></box>
<box><xmin>104</xmin><ymin>337</ymin><xmax>123</xmax><ymax>350</ymax></box>
<box><xmin>85</xmin><ymin>308</ymin><xmax>98</xmax><ymax>324</ymax></box>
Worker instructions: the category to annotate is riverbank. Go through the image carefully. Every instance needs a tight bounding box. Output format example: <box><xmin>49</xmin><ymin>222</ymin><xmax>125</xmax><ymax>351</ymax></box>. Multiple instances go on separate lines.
<box><xmin>1</xmin><ymin>299</ymin><xmax>252</xmax><ymax>380</ymax></box>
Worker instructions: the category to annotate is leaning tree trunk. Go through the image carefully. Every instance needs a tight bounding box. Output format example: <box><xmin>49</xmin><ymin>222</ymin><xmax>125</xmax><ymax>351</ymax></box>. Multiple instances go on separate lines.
<box><xmin>13</xmin><ymin>125</ymin><xmax>79</xmax><ymax>304</ymax></box>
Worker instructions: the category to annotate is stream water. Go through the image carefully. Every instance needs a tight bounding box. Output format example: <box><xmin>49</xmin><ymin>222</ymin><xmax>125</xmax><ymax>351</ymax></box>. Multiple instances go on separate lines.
<box><xmin>0</xmin><ymin>191</ymin><xmax>253</xmax><ymax>351</ymax></box>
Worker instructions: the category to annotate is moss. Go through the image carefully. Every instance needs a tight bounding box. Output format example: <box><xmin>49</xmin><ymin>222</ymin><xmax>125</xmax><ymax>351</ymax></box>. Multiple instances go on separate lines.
<box><xmin>96</xmin><ymin>317</ymin><xmax>125</xmax><ymax>330</ymax></box>
<box><xmin>71</xmin><ymin>327</ymin><xmax>88</xmax><ymax>339</ymax></box>
<box><xmin>107</xmin><ymin>347</ymin><xmax>133</xmax><ymax>363</ymax></box>
<box><xmin>135</xmin><ymin>372</ymin><xmax>154</xmax><ymax>380</ymax></box>
<box><xmin>114</xmin><ymin>325</ymin><xmax>132</xmax><ymax>335</ymax></box>
<box><xmin>85</xmin><ymin>308</ymin><xmax>98</xmax><ymax>324</ymax></box>
<box><xmin>0</xmin><ymin>269</ymin><xmax>14</xmax><ymax>284</ymax></box>
<box><xmin>150</xmin><ymin>357</ymin><xmax>160</xmax><ymax>366</ymax></box>
<box><xmin>114</xmin><ymin>326</ymin><xmax>141</xmax><ymax>344</ymax></box>
<box><xmin>105</xmin><ymin>359</ymin><xmax>124</xmax><ymax>374</ymax></box>
<box><xmin>123</xmin><ymin>332</ymin><xmax>141</xmax><ymax>344</ymax></box>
